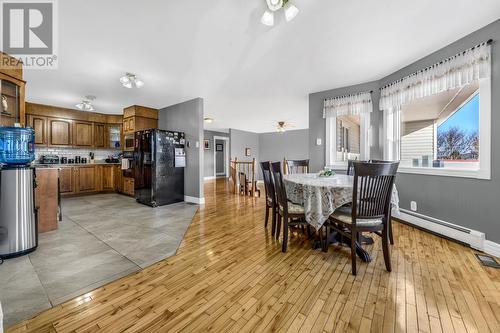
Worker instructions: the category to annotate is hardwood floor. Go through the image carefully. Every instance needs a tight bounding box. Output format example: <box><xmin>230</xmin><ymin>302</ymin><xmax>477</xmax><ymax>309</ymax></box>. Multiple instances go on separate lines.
<box><xmin>7</xmin><ymin>179</ymin><xmax>500</xmax><ymax>333</ymax></box>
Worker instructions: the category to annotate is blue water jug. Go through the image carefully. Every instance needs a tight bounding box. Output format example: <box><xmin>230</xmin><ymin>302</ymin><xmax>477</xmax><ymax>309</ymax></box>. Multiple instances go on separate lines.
<box><xmin>0</xmin><ymin>127</ymin><xmax>35</xmax><ymax>165</ymax></box>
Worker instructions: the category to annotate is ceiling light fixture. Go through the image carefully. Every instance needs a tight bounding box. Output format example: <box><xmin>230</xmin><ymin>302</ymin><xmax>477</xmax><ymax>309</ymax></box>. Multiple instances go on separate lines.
<box><xmin>276</xmin><ymin>121</ymin><xmax>295</xmax><ymax>133</ymax></box>
<box><xmin>204</xmin><ymin>117</ymin><xmax>214</xmax><ymax>124</ymax></box>
<box><xmin>75</xmin><ymin>95</ymin><xmax>96</xmax><ymax>112</ymax></box>
<box><xmin>120</xmin><ymin>73</ymin><xmax>144</xmax><ymax>89</ymax></box>
<box><xmin>261</xmin><ymin>0</ymin><xmax>299</xmax><ymax>26</ymax></box>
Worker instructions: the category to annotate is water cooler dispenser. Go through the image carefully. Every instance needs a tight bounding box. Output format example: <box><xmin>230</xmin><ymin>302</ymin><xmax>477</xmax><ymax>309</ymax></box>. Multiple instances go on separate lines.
<box><xmin>0</xmin><ymin>127</ymin><xmax>38</xmax><ymax>259</ymax></box>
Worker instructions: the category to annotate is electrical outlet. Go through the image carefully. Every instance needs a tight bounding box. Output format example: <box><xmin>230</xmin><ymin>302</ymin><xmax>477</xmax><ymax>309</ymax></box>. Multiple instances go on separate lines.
<box><xmin>410</xmin><ymin>201</ymin><xmax>417</xmax><ymax>211</ymax></box>
<box><xmin>316</xmin><ymin>138</ymin><xmax>322</xmax><ymax>146</ymax></box>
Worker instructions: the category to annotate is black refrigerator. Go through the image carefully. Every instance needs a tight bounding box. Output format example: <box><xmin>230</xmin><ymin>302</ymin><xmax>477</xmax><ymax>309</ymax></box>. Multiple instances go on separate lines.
<box><xmin>134</xmin><ymin>129</ymin><xmax>186</xmax><ymax>207</ymax></box>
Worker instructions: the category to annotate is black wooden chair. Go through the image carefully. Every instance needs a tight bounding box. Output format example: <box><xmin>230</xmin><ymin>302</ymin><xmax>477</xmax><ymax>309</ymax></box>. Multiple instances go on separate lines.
<box><xmin>284</xmin><ymin>159</ymin><xmax>309</xmax><ymax>175</ymax></box>
<box><xmin>347</xmin><ymin>160</ymin><xmax>356</xmax><ymax>176</ymax></box>
<box><xmin>328</xmin><ymin>161</ymin><xmax>399</xmax><ymax>275</ymax></box>
<box><xmin>260</xmin><ymin>161</ymin><xmax>277</xmax><ymax>236</ymax></box>
<box><xmin>271</xmin><ymin>161</ymin><xmax>308</xmax><ymax>252</ymax></box>
<box><xmin>368</xmin><ymin>159</ymin><xmax>395</xmax><ymax>244</ymax></box>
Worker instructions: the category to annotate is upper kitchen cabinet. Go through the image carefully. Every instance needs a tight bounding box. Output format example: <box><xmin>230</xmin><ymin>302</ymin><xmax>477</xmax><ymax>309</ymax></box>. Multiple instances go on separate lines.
<box><xmin>123</xmin><ymin>105</ymin><xmax>158</xmax><ymax>134</ymax></box>
<box><xmin>94</xmin><ymin>123</ymin><xmax>106</xmax><ymax>148</ymax></box>
<box><xmin>26</xmin><ymin>103</ymin><xmax>123</xmax><ymax>149</ymax></box>
<box><xmin>0</xmin><ymin>52</ymin><xmax>26</xmax><ymax>127</ymax></box>
<box><xmin>73</xmin><ymin>121</ymin><xmax>94</xmax><ymax>147</ymax></box>
<box><xmin>48</xmin><ymin>118</ymin><xmax>73</xmax><ymax>147</ymax></box>
<box><xmin>27</xmin><ymin>114</ymin><xmax>48</xmax><ymax>146</ymax></box>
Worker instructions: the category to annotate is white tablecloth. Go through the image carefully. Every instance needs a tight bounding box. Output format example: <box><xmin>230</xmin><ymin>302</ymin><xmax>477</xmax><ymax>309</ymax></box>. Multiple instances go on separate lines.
<box><xmin>284</xmin><ymin>173</ymin><xmax>399</xmax><ymax>230</ymax></box>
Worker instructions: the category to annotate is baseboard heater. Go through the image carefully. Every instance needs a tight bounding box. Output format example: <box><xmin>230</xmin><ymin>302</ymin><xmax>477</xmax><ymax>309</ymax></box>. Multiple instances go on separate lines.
<box><xmin>393</xmin><ymin>208</ymin><xmax>485</xmax><ymax>251</ymax></box>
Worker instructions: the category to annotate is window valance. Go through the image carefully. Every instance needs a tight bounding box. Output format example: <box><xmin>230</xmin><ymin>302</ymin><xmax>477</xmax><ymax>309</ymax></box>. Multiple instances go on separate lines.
<box><xmin>323</xmin><ymin>91</ymin><xmax>373</xmax><ymax>118</ymax></box>
<box><xmin>379</xmin><ymin>42</ymin><xmax>491</xmax><ymax>111</ymax></box>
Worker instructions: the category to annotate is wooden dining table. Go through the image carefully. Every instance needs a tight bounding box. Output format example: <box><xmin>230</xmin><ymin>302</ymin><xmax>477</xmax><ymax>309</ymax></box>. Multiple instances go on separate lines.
<box><xmin>283</xmin><ymin>173</ymin><xmax>399</xmax><ymax>262</ymax></box>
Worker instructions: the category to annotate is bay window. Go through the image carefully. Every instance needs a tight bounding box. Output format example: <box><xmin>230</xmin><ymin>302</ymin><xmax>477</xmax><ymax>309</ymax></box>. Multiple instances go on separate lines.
<box><xmin>381</xmin><ymin>42</ymin><xmax>491</xmax><ymax>179</ymax></box>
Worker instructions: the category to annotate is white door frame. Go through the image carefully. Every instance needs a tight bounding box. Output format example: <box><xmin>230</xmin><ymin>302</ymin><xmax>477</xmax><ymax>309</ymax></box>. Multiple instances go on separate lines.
<box><xmin>213</xmin><ymin>136</ymin><xmax>230</xmax><ymax>178</ymax></box>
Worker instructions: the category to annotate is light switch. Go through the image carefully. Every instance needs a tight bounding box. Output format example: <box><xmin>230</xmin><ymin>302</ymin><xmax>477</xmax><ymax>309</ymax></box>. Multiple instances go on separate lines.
<box><xmin>195</xmin><ymin>141</ymin><xmax>200</xmax><ymax>148</ymax></box>
<box><xmin>316</xmin><ymin>138</ymin><xmax>322</xmax><ymax>146</ymax></box>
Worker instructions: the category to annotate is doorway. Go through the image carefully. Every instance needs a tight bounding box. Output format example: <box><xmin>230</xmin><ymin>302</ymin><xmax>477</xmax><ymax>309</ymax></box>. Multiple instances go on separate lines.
<box><xmin>213</xmin><ymin>136</ymin><xmax>229</xmax><ymax>178</ymax></box>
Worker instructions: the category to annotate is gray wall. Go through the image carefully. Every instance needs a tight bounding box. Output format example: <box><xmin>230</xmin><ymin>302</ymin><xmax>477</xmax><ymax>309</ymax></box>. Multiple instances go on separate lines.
<box><xmin>309</xmin><ymin>80</ymin><xmax>381</xmax><ymax>172</ymax></box>
<box><xmin>259</xmin><ymin>129</ymin><xmax>309</xmax><ymax>163</ymax></box>
<box><xmin>308</xmin><ymin>19</ymin><xmax>500</xmax><ymax>243</ymax></box>
<box><xmin>203</xmin><ymin>130</ymin><xmax>229</xmax><ymax>178</ymax></box>
<box><xmin>158</xmin><ymin>98</ymin><xmax>204</xmax><ymax>200</ymax></box>
<box><xmin>229</xmin><ymin>128</ymin><xmax>259</xmax><ymax>163</ymax></box>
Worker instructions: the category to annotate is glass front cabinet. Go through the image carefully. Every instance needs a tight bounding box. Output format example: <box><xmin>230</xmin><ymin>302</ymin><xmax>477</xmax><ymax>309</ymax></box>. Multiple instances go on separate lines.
<box><xmin>0</xmin><ymin>52</ymin><xmax>25</xmax><ymax>127</ymax></box>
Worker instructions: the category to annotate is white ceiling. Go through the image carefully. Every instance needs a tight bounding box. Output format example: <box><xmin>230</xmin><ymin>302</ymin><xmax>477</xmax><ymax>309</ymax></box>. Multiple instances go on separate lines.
<box><xmin>23</xmin><ymin>0</ymin><xmax>500</xmax><ymax>133</ymax></box>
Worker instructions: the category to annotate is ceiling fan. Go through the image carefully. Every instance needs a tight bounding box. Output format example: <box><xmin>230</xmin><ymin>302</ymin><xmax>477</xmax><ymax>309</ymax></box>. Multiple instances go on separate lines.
<box><xmin>276</xmin><ymin>121</ymin><xmax>295</xmax><ymax>133</ymax></box>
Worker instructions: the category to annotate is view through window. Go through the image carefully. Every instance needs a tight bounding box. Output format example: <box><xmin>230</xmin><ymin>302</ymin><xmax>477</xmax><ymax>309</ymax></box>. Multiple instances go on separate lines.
<box><xmin>336</xmin><ymin>114</ymin><xmax>361</xmax><ymax>161</ymax></box>
<box><xmin>399</xmin><ymin>82</ymin><xmax>479</xmax><ymax>170</ymax></box>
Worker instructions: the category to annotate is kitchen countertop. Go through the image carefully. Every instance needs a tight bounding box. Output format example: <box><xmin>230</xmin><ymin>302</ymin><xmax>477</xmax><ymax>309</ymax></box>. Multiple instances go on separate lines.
<box><xmin>34</xmin><ymin>161</ymin><xmax>121</xmax><ymax>168</ymax></box>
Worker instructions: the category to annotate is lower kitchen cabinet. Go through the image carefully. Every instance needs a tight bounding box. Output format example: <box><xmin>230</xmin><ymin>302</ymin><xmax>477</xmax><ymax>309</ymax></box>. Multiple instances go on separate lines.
<box><xmin>122</xmin><ymin>177</ymin><xmax>134</xmax><ymax>196</ymax></box>
<box><xmin>59</xmin><ymin>164</ymin><xmax>123</xmax><ymax>197</ymax></box>
<box><xmin>59</xmin><ymin>167</ymin><xmax>75</xmax><ymax>194</ymax></box>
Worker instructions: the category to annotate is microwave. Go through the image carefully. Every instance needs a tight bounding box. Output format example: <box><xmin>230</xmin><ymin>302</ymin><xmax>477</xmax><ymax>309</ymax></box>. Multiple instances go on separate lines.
<box><xmin>124</xmin><ymin>134</ymin><xmax>134</xmax><ymax>150</ymax></box>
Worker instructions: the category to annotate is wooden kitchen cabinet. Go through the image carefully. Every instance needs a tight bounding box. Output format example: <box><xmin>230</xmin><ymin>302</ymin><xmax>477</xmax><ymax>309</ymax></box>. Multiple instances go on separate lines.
<box><xmin>0</xmin><ymin>52</ymin><xmax>25</xmax><ymax>127</ymax></box>
<box><xmin>94</xmin><ymin>123</ymin><xmax>106</xmax><ymax>148</ymax></box>
<box><xmin>73</xmin><ymin>121</ymin><xmax>93</xmax><ymax>147</ymax></box>
<box><xmin>76</xmin><ymin>166</ymin><xmax>97</xmax><ymax>193</ymax></box>
<box><xmin>27</xmin><ymin>114</ymin><xmax>47</xmax><ymax>146</ymax></box>
<box><xmin>48</xmin><ymin>118</ymin><xmax>72</xmax><ymax>147</ymax></box>
<box><xmin>59</xmin><ymin>167</ymin><xmax>75</xmax><ymax>194</ymax></box>
<box><xmin>107</xmin><ymin>124</ymin><xmax>122</xmax><ymax>150</ymax></box>
<box><xmin>122</xmin><ymin>177</ymin><xmax>135</xmax><ymax>196</ymax></box>
<box><xmin>101</xmin><ymin>165</ymin><xmax>115</xmax><ymax>191</ymax></box>
<box><xmin>114</xmin><ymin>165</ymin><xmax>122</xmax><ymax>192</ymax></box>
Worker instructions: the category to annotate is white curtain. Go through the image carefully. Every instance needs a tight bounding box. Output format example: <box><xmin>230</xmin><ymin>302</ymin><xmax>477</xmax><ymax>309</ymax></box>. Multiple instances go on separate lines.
<box><xmin>323</xmin><ymin>91</ymin><xmax>373</xmax><ymax>118</ymax></box>
<box><xmin>379</xmin><ymin>43</ymin><xmax>491</xmax><ymax>111</ymax></box>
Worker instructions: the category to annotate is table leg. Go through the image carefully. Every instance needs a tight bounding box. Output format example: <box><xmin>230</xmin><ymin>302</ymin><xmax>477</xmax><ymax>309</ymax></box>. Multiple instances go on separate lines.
<box><xmin>327</xmin><ymin>230</ymin><xmax>371</xmax><ymax>263</ymax></box>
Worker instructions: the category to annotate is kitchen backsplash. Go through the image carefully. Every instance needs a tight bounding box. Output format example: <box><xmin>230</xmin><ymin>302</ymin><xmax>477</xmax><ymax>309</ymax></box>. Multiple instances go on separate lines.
<box><xmin>35</xmin><ymin>148</ymin><xmax>119</xmax><ymax>161</ymax></box>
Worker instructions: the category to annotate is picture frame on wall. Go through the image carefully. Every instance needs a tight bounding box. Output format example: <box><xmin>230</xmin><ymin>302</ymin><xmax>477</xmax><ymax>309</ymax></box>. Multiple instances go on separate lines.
<box><xmin>216</xmin><ymin>143</ymin><xmax>223</xmax><ymax>152</ymax></box>
<box><xmin>204</xmin><ymin>139</ymin><xmax>210</xmax><ymax>150</ymax></box>
<box><xmin>245</xmin><ymin>148</ymin><xmax>251</xmax><ymax>156</ymax></box>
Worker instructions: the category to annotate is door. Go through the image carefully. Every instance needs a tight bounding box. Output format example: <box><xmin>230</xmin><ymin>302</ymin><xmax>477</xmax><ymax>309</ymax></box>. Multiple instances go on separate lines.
<box><xmin>135</xmin><ymin>130</ymin><xmax>153</xmax><ymax>204</ymax></box>
<box><xmin>59</xmin><ymin>167</ymin><xmax>74</xmax><ymax>194</ymax></box>
<box><xmin>107</xmin><ymin>124</ymin><xmax>122</xmax><ymax>149</ymax></box>
<box><xmin>73</xmin><ymin>121</ymin><xmax>93</xmax><ymax>147</ymax></box>
<box><xmin>77</xmin><ymin>166</ymin><xmax>97</xmax><ymax>192</ymax></box>
<box><xmin>94</xmin><ymin>123</ymin><xmax>106</xmax><ymax>148</ymax></box>
<box><xmin>48</xmin><ymin>118</ymin><xmax>72</xmax><ymax>146</ymax></box>
<box><xmin>27</xmin><ymin>115</ymin><xmax>48</xmax><ymax>146</ymax></box>
<box><xmin>102</xmin><ymin>165</ymin><xmax>114</xmax><ymax>190</ymax></box>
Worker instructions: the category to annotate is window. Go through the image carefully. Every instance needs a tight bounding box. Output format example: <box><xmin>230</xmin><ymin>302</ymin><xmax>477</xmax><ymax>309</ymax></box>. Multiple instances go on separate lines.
<box><xmin>384</xmin><ymin>78</ymin><xmax>491</xmax><ymax>179</ymax></box>
<box><xmin>326</xmin><ymin>112</ymin><xmax>370</xmax><ymax>168</ymax></box>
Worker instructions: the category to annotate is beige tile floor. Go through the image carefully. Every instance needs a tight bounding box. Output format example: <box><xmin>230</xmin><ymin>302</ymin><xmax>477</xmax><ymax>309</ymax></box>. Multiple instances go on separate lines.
<box><xmin>0</xmin><ymin>193</ymin><xmax>198</xmax><ymax>327</ymax></box>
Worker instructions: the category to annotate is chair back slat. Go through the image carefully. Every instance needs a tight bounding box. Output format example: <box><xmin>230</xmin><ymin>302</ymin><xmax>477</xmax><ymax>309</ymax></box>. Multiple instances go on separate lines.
<box><xmin>352</xmin><ymin>162</ymin><xmax>399</xmax><ymax>222</ymax></box>
<box><xmin>271</xmin><ymin>162</ymin><xmax>288</xmax><ymax>214</ymax></box>
<box><xmin>285</xmin><ymin>159</ymin><xmax>309</xmax><ymax>175</ymax></box>
<box><xmin>260</xmin><ymin>161</ymin><xmax>275</xmax><ymax>205</ymax></box>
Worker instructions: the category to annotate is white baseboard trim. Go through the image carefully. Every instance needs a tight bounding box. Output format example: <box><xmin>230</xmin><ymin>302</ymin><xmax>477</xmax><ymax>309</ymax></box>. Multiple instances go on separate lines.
<box><xmin>484</xmin><ymin>241</ymin><xmax>500</xmax><ymax>258</ymax></box>
<box><xmin>184</xmin><ymin>196</ymin><xmax>205</xmax><ymax>204</ymax></box>
<box><xmin>204</xmin><ymin>176</ymin><xmax>216</xmax><ymax>181</ymax></box>
<box><xmin>393</xmin><ymin>209</ymin><xmax>500</xmax><ymax>257</ymax></box>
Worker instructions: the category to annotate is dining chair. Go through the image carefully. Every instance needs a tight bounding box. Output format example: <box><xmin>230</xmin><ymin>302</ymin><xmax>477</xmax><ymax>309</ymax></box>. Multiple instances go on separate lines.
<box><xmin>368</xmin><ymin>159</ymin><xmax>395</xmax><ymax>245</ymax></box>
<box><xmin>347</xmin><ymin>160</ymin><xmax>356</xmax><ymax>176</ymax></box>
<box><xmin>271</xmin><ymin>161</ymin><xmax>308</xmax><ymax>252</ymax></box>
<box><xmin>284</xmin><ymin>159</ymin><xmax>309</xmax><ymax>175</ymax></box>
<box><xmin>328</xmin><ymin>161</ymin><xmax>399</xmax><ymax>275</ymax></box>
<box><xmin>260</xmin><ymin>161</ymin><xmax>277</xmax><ymax>236</ymax></box>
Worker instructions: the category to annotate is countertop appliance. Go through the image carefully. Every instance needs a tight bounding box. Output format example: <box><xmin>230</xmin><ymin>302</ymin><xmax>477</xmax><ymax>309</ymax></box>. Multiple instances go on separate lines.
<box><xmin>0</xmin><ymin>127</ymin><xmax>38</xmax><ymax>259</ymax></box>
<box><xmin>39</xmin><ymin>155</ymin><xmax>60</xmax><ymax>164</ymax></box>
<box><xmin>134</xmin><ymin>129</ymin><xmax>185</xmax><ymax>207</ymax></box>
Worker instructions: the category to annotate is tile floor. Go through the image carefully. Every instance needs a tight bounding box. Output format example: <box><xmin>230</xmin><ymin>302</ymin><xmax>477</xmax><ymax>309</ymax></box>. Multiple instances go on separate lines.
<box><xmin>0</xmin><ymin>193</ymin><xmax>198</xmax><ymax>327</ymax></box>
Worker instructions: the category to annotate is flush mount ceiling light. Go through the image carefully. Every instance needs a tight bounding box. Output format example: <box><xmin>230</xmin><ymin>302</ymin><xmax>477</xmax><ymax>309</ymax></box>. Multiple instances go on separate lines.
<box><xmin>120</xmin><ymin>73</ymin><xmax>144</xmax><ymax>89</ymax></box>
<box><xmin>75</xmin><ymin>96</ymin><xmax>96</xmax><ymax>112</ymax></box>
<box><xmin>204</xmin><ymin>117</ymin><xmax>214</xmax><ymax>124</ymax></box>
<box><xmin>261</xmin><ymin>0</ymin><xmax>299</xmax><ymax>26</ymax></box>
